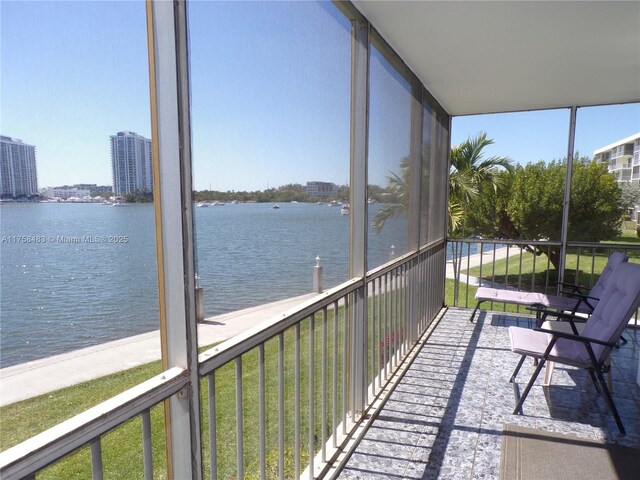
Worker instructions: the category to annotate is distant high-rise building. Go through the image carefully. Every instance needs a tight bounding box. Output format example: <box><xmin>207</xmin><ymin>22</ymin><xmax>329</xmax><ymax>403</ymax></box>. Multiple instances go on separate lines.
<box><xmin>0</xmin><ymin>135</ymin><xmax>38</xmax><ymax>198</ymax></box>
<box><xmin>110</xmin><ymin>131</ymin><xmax>153</xmax><ymax>196</ymax></box>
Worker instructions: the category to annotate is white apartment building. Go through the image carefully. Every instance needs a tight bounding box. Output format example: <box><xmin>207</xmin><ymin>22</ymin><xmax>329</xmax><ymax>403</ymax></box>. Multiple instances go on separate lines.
<box><xmin>42</xmin><ymin>187</ymin><xmax>91</xmax><ymax>200</ymax></box>
<box><xmin>110</xmin><ymin>131</ymin><xmax>153</xmax><ymax>196</ymax></box>
<box><xmin>306</xmin><ymin>181</ymin><xmax>338</xmax><ymax>197</ymax></box>
<box><xmin>0</xmin><ymin>135</ymin><xmax>38</xmax><ymax>198</ymax></box>
<box><xmin>593</xmin><ymin>132</ymin><xmax>640</xmax><ymax>183</ymax></box>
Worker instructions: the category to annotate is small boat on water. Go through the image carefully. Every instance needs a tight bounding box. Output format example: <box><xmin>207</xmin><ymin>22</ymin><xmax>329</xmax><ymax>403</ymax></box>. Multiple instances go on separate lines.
<box><xmin>196</xmin><ymin>202</ymin><xmax>209</xmax><ymax>208</ymax></box>
<box><xmin>272</xmin><ymin>204</ymin><xmax>280</xmax><ymax>209</ymax></box>
<box><xmin>112</xmin><ymin>202</ymin><xmax>127</xmax><ymax>207</ymax></box>
<box><xmin>212</xmin><ymin>201</ymin><xmax>225</xmax><ymax>206</ymax></box>
<box><xmin>340</xmin><ymin>204</ymin><xmax>350</xmax><ymax>215</ymax></box>
<box><xmin>329</xmin><ymin>200</ymin><xmax>339</xmax><ymax>207</ymax></box>
<box><xmin>231</xmin><ymin>200</ymin><xmax>239</xmax><ymax>204</ymax></box>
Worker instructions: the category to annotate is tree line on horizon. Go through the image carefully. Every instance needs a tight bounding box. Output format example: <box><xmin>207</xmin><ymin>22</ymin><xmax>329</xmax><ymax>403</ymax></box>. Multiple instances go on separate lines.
<box><xmin>191</xmin><ymin>183</ymin><xmax>392</xmax><ymax>204</ymax></box>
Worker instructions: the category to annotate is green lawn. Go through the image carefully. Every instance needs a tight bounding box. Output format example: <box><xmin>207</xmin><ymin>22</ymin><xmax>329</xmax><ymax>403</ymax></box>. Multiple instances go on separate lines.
<box><xmin>1</xmin><ymin>316</ymin><xmax>344</xmax><ymax>479</ymax></box>
<box><xmin>1</xmin><ymin>294</ymin><xmax>407</xmax><ymax>479</ymax></box>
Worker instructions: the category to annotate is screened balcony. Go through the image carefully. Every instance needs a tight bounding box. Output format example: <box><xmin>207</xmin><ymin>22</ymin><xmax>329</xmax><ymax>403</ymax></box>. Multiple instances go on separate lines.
<box><xmin>1</xmin><ymin>1</ymin><xmax>639</xmax><ymax>479</ymax></box>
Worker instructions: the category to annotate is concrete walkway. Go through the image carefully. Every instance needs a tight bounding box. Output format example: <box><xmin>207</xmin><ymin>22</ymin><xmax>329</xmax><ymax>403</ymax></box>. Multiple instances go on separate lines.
<box><xmin>0</xmin><ymin>293</ymin><xmax>317</xmax><ymax>407</ymax></box>
<box><xmin>445</xmin><ymin>245</ymin><xmax>514</xmax><ymax>286</ymax></box>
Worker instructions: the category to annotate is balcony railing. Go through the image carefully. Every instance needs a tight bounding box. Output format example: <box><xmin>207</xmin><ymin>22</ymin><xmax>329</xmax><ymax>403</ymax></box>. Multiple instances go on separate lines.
<box><xmin>0</xmin><ymin>241</ymin><xmax>446</xmax><ymax>480</ymax></box>
<box><xmin>448</xmin><ymin>238</ymin><xmax>640</xmax><ymax>323</ymax></box>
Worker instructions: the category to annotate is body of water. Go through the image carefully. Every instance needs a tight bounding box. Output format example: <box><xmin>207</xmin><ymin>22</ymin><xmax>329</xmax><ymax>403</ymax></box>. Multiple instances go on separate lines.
<box><xmin>1</xmin><ymin>202</ymin><xmax>409</xmax><ymax>367</ymax></box>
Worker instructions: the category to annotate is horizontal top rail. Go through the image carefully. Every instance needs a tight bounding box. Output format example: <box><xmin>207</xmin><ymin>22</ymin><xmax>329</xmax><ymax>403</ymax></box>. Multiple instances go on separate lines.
<box><xmin>448</xmin><ymin>238</ymin><xmax>640</xmax><ymax>251</ymax></box>
<box><xmin>565</xmin><ymin>241</ymin><xmax>640</xmax><ymax>250</ymax></box>
<box><xmin>199</xmin><ymin>277</ymin><xmax>363</xmax><ymax>376</ymax></box>
<box><xmin>448</xmin><ymin>237</ymin><xmax>562</xmax><ymax>247</ymax></box>
<box><xmin>366</xmin><ymin>239</ymin><xmax>446</xmax><ymax>281</ymax></box>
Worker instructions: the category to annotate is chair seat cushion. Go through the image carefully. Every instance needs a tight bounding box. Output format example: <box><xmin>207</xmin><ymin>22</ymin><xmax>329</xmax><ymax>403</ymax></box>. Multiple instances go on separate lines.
<box><xmin>475</xmin><ymin>287</ymin><xmax>593</xmax><ymax>313</ymax></box>
<box><xmin>508</xmin><ymin>326</ymin><xmax>591</xmax><ymax>368</ymax></box>
<box><xmin>475</xmin><ymin>287</ymin><xmax>546</xmax><ymax>306</ymax></box>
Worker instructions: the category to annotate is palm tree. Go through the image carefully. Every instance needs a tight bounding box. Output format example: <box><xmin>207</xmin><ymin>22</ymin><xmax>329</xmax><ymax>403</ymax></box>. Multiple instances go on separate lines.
<box><xmin>372</xmin><ymin>157</ymin><xmax>411</xmax><ymax>232</ymax></box>
<box><xmin>449</xmin><ymin>132</ymin><xmax>513</xmax><ymax>235</ymax></box>
<box><xmin>373</xmin><ymin>132</ymin><xmax>512</xmax><ymax>234</ymax></box>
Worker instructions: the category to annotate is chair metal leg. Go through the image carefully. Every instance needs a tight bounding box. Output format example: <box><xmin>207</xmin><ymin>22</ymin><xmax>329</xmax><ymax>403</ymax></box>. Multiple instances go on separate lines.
<box><xmin>469</xmin><ymin>301</ymin><xmax>482</xmax><ymax>323</ymax></box>
<box><xmin>587</xmin><ymin>369</ymin><xmax>600</xmax><ymax>394</ymax></box>
<box><xmin>510</xmin><ymin>355</ymin><xmax>527</xmax><ymax>383</ymax></box>
<box><xmin>594</xmin><ymin>366</ymin><xmax>625</xmax><ymax>435</ymax></box>
<box><xmin>513</xmin><ymin>357</ymin><xmax>546</xmax><ymax>415</ymax></box>
<box><xmin>543</xmin><ymin>361</ymin><xmax>555</xmax><ymax>386</ymax></box>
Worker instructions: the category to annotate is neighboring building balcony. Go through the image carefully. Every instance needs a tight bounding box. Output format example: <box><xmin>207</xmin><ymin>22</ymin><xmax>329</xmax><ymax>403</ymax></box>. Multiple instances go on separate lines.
<box><xmin>608</xmin><ymin>159</ymin><xmax>632</xmax><ymax>170</ymax></box>
<box><xmin>611</xmin><ymin>145</ymin><xmax>635</xmax><ymax>160</ymax></box>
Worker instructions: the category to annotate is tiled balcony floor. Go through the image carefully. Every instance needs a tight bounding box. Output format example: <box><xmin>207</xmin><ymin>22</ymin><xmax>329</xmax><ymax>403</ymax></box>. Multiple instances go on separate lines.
<box><xmin>339</xmin><ymin>308</ymin><xmax>640</xmax><ymax>479</ymax></box>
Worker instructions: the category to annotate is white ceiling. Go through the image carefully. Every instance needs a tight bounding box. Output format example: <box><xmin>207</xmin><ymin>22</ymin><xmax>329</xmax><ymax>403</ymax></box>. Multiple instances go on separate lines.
<box><xmin>352</xmin><ymin>1</ymin><xmax>640</xmax><ymax>116</ymax></box>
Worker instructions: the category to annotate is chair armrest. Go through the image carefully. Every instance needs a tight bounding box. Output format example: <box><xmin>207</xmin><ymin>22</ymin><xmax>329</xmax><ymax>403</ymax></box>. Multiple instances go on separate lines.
<box><xmin>555</xmin><ymin>281</ymin><xmax>588</xmax><ymax>294</ymax></box>
<box><xmin>533</xmin><ymin>327</ymin><xmax>616</xmax><ymax>347</ymax></box>
<box><xmin>526</xmin><ymin>306</ymin><xmax>583</xmax><ymax>322</ymax></box>
<box><xmin>558</xmin><ymin>291</ymin><xmax>598</xmax><ymax>303</ymax></box>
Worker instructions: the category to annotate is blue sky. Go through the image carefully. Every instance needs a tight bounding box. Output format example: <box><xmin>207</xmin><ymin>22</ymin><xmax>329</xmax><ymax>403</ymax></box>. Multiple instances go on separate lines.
<box><xmin>2</xmin><ymin>1</ymin><xmax>639</xmax><ymax>191</ymax></box>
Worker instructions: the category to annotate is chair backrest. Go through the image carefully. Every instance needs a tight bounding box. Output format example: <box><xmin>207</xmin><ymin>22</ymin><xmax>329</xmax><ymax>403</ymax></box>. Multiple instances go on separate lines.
<box><xmin>582</xmin><ymin>262</ymin><xmax>640</xmax><ymax>362</ymax></box>
<box><xmin>588</xmin><ymin>252</ymin><xmax>629</xmax><ymax>300</ymax></box>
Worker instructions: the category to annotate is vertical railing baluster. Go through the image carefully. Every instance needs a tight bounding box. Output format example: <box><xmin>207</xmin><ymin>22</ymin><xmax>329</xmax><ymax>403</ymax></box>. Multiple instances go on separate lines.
<box><xmin>531</xmin><ymin>248</ymin><xmax>537</xmax><ymax>292</ymax></box>
<box><xmin>590</xmin><ymin>247</ymin><xmax>597</xmax><ymax>287</ymax></box>
<box><xmin>278</xmin><ymin>333</ymin><xmax>285</xmax><ymax>480</ymax></box>
<box><xmin>518</xmin><ymin>246</ymin><xmax>524</xmax><ymax>289</ymax></box>
<box><xmin>208</xmin><ymin>373</ymin><xmax>217</xmax><ymax>480</ymax></box>
<box><xmin>377</xmin><ymin>277</ymin><xmax>382</xmax><ymax>388</ymax></box>
<box><xmin>575</xmin><ymin>247</ymin><xmax>581</xmax><ymax>285</ymax></box>
<box><xmin>235</xmin><ymin>357</ymin><xmax>244</xmax><ymax>480</ymax></box>
<box><xmin>393</xmin><ymin>269</ymin><xmax>399</xmax><ymax>367</ymax></box>
<box><xmin>321</xmin><ymin>307</ymin><xmax>328</xmax><ymax>463</ymax></box>
<box><xmin>491</xmin><ymin>243</ymin><xmax>497</xmax><ymax>310</ymax></box>
<box><xmin>309</xmin><ymin>314</ymin><xmax>315</xmax><ymax>479</ymax></box>
<box><xmin>342</xmin><ymin>296</ymin><xmax>348</xmax><ymax>435</ymax></box>
<box><xmin>259</xmin><ymin>343</ymin><xmax>266</xmax><ymax>480</ymax></box>
<box><xmin>504</xmin><ymin>244</ymin><xmax>511</xmax><ymax>309</ymax></box>
<box><xmin>295</xmin><ymin>323</ymin><xmax>301</xmax><ymax>479</ymax></box>
<box><xmin>465</xmin><ymin>241</ymin><xmax>471</xmax><ymax>307</ymax></box>
<box><xmin>332</xmin><ymin>300</ymin><xmax>338</xmax><ymax>448</ymax></box>
<box><xmin>544</xmin><ymin>246</ymin><xmax>551</xmax><ymax>293</ymax></box>
<box><xmin>403</xmin><ymin>263</ymin><xmax>408</xmax><ymax>355</ymax></box>
<box><xmin>371</xmin><ymin>279</ymin><xmax>376</xmax><ymax>397</ymax></box>
<box><xmin>399</xmin><ymin>266</ymin><xmax>402</xmax><ymax>360</ymax></box>
<box><xmin>90</xmin><ymin>438</ymin><xmax>103</xmax><ymax>480</ymax></box>
<box><xmin>517</xmin><ymin>246</ymin><xmax>524</xmax><ymax>312</ymax></box>
<box><xmin>478</xmin><ymin>241</ymin><xmax>484</xmax><ymax>289</ymax></box>
<box><xmin>142</xmin><ymin>409</ymin><xmax>153</xmax><ymax>480</ymax></box>
<box><xmin>362</xmin><ymin>283</ymin><xmax>368</xmax><ymax>410</ymax></box>
<box><xmin>384</xmin><ymin>273</ymin><xmax>389</xmax><ymax>379</ymax></box>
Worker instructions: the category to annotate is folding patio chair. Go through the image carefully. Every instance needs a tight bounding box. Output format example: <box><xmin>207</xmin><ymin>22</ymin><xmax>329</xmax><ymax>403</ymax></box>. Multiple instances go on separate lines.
<box><xmin>508</xmin><ymin>262</ymin><xmax>640</xmax><ymax>434</ymax></box>
<box><xmin>469</xmin><ymin>252</ymin><xmax>628</xmax><ymax>322</ymax></box>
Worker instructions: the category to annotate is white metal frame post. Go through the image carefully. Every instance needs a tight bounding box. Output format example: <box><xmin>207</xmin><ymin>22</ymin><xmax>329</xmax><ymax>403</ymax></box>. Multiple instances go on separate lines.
<box><xmin>558</xmin><ymin>106</ymin><xmax>577</xmax><ymax>288</ymax></box>
<box><xmin>408</xmin><ymin>82</ymin><xmax>423</xmax><ymax>345</ymax></box>
<box><xmin>349</xmin><ymin>16</ymin><xmax>369</xmax><ymax>416</ymax></box>
<box><xmin>146</xmin><ymin>1</ymin><xmax>202</xmax><ymax>478</ymax></box>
